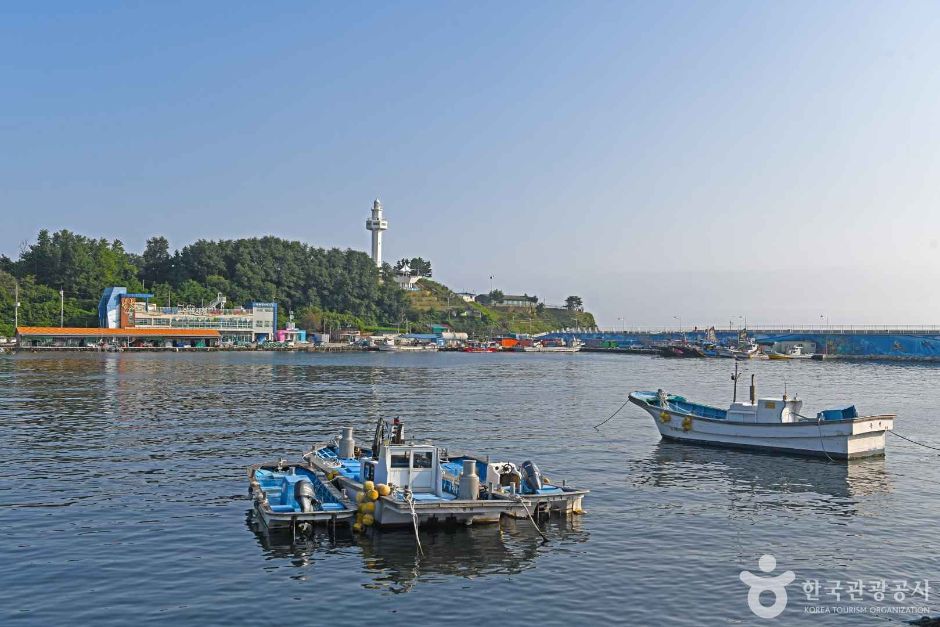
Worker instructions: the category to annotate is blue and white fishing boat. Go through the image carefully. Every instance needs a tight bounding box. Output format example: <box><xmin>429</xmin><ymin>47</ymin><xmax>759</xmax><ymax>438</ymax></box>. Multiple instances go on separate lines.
<box><xmin>304</xmin><ymin>418</ymin><xmax>588</xmax><ymax>528</ymax></box>
<box><xmin>248</xmin><ymin>460</ymin><xmax>356</xmax><ymax>531</ymax></box>
<box><xmin>629</xmin><ymin>374</ymin><xmax>895</xmax><ymax>459</ymax></box>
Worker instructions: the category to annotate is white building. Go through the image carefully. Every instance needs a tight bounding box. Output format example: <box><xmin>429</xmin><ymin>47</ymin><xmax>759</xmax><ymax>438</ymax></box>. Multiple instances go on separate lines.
<box><xmin>394</xmin><ymin>264</ymin><xmax>421</xmax><ymax>291</ymax></box>
<box><xmin>365</xmin><ymin>198</ymin><xmax>388</xmax><ymax>267</ymax></box>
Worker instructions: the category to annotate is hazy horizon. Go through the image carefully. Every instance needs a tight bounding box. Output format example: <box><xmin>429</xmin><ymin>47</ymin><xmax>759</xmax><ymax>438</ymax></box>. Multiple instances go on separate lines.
<box><xmin>4</xmin><ymin>2</ymin><xmax>940</xmax><ymax>327</ymax></box>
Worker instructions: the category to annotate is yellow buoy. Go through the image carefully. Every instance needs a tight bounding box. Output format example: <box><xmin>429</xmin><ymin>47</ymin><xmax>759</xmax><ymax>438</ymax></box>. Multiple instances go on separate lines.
<box><xmin>358</xmin><ymin>502</ymin><xmax>368</xmax><ymax>513</ymax></box>
<box><xmin>352</xmin><ymin>522</ymin><xmax>362</xmax><ymax>533</ymax></box>
<box><xmin>659</xmin><ymin>411</ymin><xmax>671</xmax><ymax>423</ymax></box>
<box><xmin>355</xmin><ymin>492</ymin><xmax>365</xmax><ymax>503</ymax></box>
<box><xmin>377</xmin><ymin>483</ymin><xmax>391</xmax><ymax>496</ymax></box>
<box><xmin>356</xmin><ymin>512</ymin><xmax>363</xmax><ymax>523</ymax></box>
<box><xmin>362</xmin><ymin>514</ymin><xmax>374</xmax><ymax>526</ymax></box>
<box><xmin>363</xmin><ymin>501</ymin><xmax>375</xmax><ymax>514</ymax></box>
<box><xmin>367</xmin><ymin>489</ymin><xmax>379</xmax><ymax>501</ymax></box>
<box><xmin>682</xmin><ymin>416</ymin><xmax>693</xmax><ymax>432</ymax></box>
<box><xmin>363</xmin><ymin>480</ymin><xmax>375</xmax><ymax>492</ymax></box>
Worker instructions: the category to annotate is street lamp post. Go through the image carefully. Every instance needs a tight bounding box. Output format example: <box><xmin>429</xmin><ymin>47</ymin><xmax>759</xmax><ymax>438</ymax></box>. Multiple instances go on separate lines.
<box><xmin>60</xmin><ymin>288</ymin><xmax>64</xmax><ymax>327</ymax></box>
<box><xmin>14</xmin><ymin>280</ymin><xmax>19</xmax><ymax>330</ymax></box>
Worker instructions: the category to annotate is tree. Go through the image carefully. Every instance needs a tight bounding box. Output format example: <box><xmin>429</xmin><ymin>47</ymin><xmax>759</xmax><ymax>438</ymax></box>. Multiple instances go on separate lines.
<box><xmin>142</xmin><ymin>236</ymin><xmax>172</xmax><ymax>285</ymax></box>
<box><xmin>565</xmin><ymin>295</ymin><xmax>583</xmax><ymax>312</ymax></box>
<box><xmin>393</xmin><ymin>257</ymin><xmax>432</xmax><ymax>277</ymax></box>
<box><xmin>409</xmin><ymin>257</ymin><xmax>432</xmax><ymax>277</ymax></box>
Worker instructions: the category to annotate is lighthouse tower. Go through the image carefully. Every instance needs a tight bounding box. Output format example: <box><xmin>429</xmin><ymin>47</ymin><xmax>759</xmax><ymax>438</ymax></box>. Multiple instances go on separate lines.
<box><xmin>365</xmin><ymin>198</ymin><xmax>388</xmax><ymax>267</ymax></box>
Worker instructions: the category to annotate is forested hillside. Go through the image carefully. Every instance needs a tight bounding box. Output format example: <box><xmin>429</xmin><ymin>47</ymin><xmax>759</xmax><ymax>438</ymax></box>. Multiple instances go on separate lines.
<box><xmin>0</xmin><ymin>230</ymin><xmax>407</xmax><ymax>336</ymax></box>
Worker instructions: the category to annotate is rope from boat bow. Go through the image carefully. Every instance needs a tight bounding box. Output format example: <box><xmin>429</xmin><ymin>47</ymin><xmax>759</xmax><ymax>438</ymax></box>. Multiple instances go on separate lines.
<box><xmin>888</xmin><ymin>430</ymin><xmax>940</xmax><ymax>454</ymax></box>
<box><xmin>593</xmin><ymin>398</ymin><xmax>632</xmax><ymax>430</ymax></box>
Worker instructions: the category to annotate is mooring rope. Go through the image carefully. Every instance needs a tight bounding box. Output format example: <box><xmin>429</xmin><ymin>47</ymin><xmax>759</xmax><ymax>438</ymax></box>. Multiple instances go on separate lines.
<box><xmin>888</xmin><ymin>430</ymin><xmax>940</xmax><ymax>453</ymax></box>
<box><xmin>403</xmin><ymin>490</ymin><xmax>424</xmax><ymax>556</ymax></box>
<box><xmin>594</xmin><ymin>398</ymin><xmax>632</xmax><ymax>430</ymax></box>
<box><xmin>514</xmin><ymin>495</ymin><xmax>550</xmax><ymax>543</ymax></box>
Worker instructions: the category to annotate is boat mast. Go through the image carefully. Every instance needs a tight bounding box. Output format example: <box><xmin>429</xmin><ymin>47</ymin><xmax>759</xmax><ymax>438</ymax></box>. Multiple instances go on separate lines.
<box><xmin>732</xmin><ymin>360</ymin><xmax>739</xmax><ymax>402</ymax></box>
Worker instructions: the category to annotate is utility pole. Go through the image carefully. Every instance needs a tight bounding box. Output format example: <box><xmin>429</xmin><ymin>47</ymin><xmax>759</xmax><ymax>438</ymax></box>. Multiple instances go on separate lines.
<box><xmin>14</xmin><ymin>280</ymin><xmax>20</xmax><ymax>330</ymax></box>
<box><xmin>60</xmin><ymin>288</ymin><xmax>64</xmax><ymax>327</ymax></box>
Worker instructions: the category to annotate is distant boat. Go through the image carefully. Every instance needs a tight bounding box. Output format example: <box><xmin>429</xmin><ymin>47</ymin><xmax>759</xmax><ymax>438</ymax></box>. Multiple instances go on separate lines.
<box><xmin>768</xmin><ymin>345</ymin><xmax>814</xmax><ymax>360</ymax></box>
<box><xmin>658</xmin><ymin>343</ymin><xmax>706</xmax><ymax>358</ymax></box>
<box><xmin>628</xmin><ymin>376</ymin><xmax>895</xmax><ymax>459</ymax></box>
<box><xmin>378</xmin><ymin>337</ymin><xmax>439</xmax><ymax>352</ymax></box>
<box><xmin>463</xmin><ymin>341</ymin><xmax>499</xmax><ymax>352</ymax></box>
<box><xmin>534</xmin><ymin>338</ymin><xmax>583</xmax><ymax>353</ymax></box>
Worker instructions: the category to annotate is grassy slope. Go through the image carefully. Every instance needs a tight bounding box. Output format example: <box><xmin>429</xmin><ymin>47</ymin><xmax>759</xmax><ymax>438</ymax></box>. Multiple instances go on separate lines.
<box><xmin>406</xmin><ymin>279</ymin><xmax>595</xmax><ymax>336</ymax></box>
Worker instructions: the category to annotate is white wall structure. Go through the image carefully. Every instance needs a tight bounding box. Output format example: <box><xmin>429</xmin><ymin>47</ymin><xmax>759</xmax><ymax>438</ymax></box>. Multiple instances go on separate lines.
<box><xmin>365</xmin><ymin>198</ymin><xmax>388</xmax><ymax>267</ymax></box>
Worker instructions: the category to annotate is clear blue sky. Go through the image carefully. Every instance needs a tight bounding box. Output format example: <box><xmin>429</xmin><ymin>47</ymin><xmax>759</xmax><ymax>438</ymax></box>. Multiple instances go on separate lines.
<box><xmin>3</xmin><ymin>1</ymin><xmax>940</xmax><ymax>326</ymax></box>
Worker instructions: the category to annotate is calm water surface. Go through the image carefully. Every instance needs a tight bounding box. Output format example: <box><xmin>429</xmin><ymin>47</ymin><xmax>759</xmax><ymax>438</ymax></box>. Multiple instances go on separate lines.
<box><xmin>1</xmin><ymin>352</ymin><xmax>938</xmax><ymax>625</ymax></box>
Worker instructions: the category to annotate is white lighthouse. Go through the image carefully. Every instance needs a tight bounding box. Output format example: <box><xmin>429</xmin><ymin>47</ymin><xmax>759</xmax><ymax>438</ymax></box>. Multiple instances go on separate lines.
<box><xmin>365</xmin><ymin>198</ymin><xmax>388</xmax><ymax>267</ymax></box>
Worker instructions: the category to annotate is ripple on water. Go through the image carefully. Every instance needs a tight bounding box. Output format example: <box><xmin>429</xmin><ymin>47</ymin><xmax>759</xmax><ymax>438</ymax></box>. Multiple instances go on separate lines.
<box><xmin>1</xmin><ymin>352</ymin><xmax>938</xmax><ymax>625</ymax></box>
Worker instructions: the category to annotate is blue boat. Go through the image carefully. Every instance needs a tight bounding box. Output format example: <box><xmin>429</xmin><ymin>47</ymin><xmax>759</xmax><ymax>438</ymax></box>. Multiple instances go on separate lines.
<box><xmin>248</xmin><ymin>461</ymin><xmax>356</xmax><ymax>531</ymax></box>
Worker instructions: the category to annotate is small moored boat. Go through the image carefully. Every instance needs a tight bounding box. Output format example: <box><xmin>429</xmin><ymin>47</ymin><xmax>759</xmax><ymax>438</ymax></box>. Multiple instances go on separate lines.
<box><xmin>248</xmin><ymin>461</ymin><xmax>357</xmax><ymax>531</ymax></box>
<box><xmin>628</xmin><ymin>375</ymin><xmax>894</xmax><ymax>459</ymax></box>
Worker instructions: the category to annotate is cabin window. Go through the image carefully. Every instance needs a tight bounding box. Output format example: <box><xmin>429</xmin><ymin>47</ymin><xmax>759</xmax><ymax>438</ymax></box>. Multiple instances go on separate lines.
<box><xmin>391</xmin><ymin>454</ymin><xmax>410</xmax><ymax>468</ymax></box>
<box><xmin>413</xmin><ymin>452</ymin><xmax>433</xmax><ymax>468</ymax></box>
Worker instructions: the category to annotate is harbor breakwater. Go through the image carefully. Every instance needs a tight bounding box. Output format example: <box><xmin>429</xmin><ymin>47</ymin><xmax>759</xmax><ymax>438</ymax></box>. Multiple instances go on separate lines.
<box><xmin>544</xmin><ymin>327</ymin><xmax>940</xmax><ymax>361</ymax></box>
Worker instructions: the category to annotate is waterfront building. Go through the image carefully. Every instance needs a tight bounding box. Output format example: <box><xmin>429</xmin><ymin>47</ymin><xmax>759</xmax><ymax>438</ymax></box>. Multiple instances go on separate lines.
<box><xmin>15</xmin><ymin>326</ymin><xmax>220</xmax><ymax>348</ymax></box>
<box><xmin>274</xmin><ymin>312</ymin><xmax>307</xmax><ymax>344</ymax></box>
<box><xmin>365</xmin><ymin>198</ymin><xmax>388</xmax><ymax>267</ymax></box>
<box><xmin>98</xmin><ymin>287</ymin><xmax>276</xmax><ymax>343</ymax></box>
<box><xmin>494</xmin><ymin>294</ymin><xmax>539</xmax><ymax>309</ymax></box>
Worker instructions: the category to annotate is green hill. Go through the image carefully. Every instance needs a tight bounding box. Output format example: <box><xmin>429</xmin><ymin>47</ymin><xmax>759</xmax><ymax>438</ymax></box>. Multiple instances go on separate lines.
<box><xmin>403</xmin><ymin>279</ymin><xmax>595</xmax><ymax>337</ymax></box>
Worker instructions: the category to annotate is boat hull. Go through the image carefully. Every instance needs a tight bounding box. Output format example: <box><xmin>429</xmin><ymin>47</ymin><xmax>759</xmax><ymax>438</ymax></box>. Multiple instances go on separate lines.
<box><xmin>309</xmin><ymin>457</ymin><xmax>587</xmax><ymax>527</ymax></box>
<box><xmin>630</xmin><ymin>397</ymin><xmax>893</xmax><ymax>459</ymax></box>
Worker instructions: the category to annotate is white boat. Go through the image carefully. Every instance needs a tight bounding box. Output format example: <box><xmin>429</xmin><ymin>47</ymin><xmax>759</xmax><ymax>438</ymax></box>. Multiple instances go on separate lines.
<box><xmin>305</xmin><ymin>419</ymin><xmax>587</xmax><ymax>528</ymax></box>
<box><xmin>628</xmin><ymin>377</ymin><xmax>894</xmax><ymax>460</ymax></box>
<box><xmin>377</xmin><ymin>337</ymin><xmax>439</xmax><ymax>352</ymax></box>
<box><xmin>536</xmin><ymin>339</ymin><xmax>584</xmax><ymax>353</ymax></box>
<box><xmin>768</xmin><ymin>345</ymin><xmax>814</xmax><ymax>360</ymax></box>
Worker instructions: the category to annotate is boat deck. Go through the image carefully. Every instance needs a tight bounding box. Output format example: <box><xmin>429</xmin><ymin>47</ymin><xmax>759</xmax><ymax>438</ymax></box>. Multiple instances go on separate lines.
<box><xmin>630</xmin><ymin>391</ymin><xmax>728</xmax><ymax>419</ymax></box>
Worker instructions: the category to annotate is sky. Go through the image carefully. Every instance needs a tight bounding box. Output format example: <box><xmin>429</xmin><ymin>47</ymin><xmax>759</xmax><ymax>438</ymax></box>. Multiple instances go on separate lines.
<box><xmin>3</xmin><ymin>1</ymin><xmax>940</xmax><ymax>327</ymax></box>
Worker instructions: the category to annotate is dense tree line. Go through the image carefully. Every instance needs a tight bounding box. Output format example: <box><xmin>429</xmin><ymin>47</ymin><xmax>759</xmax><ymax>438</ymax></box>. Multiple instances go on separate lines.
<box><xmin>0</xmin><ymin>229</ymin><xmax>408</xmax><ymax>336</ymax></box>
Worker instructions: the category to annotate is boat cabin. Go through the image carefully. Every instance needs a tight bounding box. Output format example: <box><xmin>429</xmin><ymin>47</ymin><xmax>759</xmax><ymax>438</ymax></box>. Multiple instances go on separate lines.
<box><xmin>727</xmin><ymin>397</ymin><xmax>804</xmax><ymax>424</ymax></box>
<box><xmin>360</xmin><ymin>443</ymin><xmax>444</xmax><ymax>496</ymax></box>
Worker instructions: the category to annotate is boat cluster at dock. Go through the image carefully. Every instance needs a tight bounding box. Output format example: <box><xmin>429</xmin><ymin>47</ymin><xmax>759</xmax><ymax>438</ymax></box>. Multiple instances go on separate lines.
<box><xmin>374</xmin><ymin>335</ymin><xmax>584</xmax><ymax>353</ymax></box>
<box><xmin>249</xmin><ymin>418</ymin><xmax>587</xmax><ymax>540</ymax></box>
<box><xmin>651</xmin><ymin>330</ymin><xmax>819</xmax><ymax>360</ymax></box>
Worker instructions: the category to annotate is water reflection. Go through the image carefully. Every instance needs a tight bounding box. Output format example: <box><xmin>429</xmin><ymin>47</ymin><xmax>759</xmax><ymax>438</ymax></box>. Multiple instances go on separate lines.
<box><xmin>629</xmin><ymin>441</ymin><xmax>892</xmax><ymax>518</ymax></box>
<box><xmin>248</xmin><ymin>512</ymin><xmax>589</xmax><ymax>594</ymax></box>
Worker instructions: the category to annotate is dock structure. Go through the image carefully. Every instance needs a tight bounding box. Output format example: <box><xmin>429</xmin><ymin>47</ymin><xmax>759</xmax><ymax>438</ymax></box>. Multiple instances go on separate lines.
<box><xmin>15</xmin><ymin>326</ymin><xmax>221</xmax><ymax>349</ymax></box>
<box><xmin>541</xmin><ymin>326</ymin><xmax>940</xmax><ymax>361</ymax></box>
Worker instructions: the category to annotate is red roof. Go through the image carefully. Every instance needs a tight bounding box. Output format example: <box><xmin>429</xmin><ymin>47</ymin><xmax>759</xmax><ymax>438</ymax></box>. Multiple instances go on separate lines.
<box><xmin>16</xmin><ymin>326</ymin><xmax>221</xmax><ymax>338</ymax></box>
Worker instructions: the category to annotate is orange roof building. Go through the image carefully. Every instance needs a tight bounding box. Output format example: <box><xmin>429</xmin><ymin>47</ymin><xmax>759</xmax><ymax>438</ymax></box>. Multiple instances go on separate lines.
<box><xmin>16</xmin><ymin>326</ymin><xmax>221</xmax><ymax>348</ymax></box>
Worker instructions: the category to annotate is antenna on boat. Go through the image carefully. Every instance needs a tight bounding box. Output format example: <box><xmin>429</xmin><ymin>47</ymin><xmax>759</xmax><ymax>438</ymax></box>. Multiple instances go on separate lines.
<box><xmin>750</xmin><ymin>374</ymin><xmax>756</xmax><ymax>404</ymax></box>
